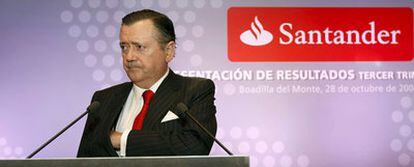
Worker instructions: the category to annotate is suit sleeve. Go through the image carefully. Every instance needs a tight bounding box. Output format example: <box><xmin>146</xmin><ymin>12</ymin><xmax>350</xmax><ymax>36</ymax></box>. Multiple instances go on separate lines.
<box><xmin>77</xmin><ymin>92</ymin><xmax>98</xmax><ymax>157</ymax></box>
<box><xmin>125</xmin><ymin>79</ymin><xmax>217</xmax><ymax>156</ymax></box>
<box><xmin>77</xmin><ymin>91</ymin><xmax>114</xmax><ymax>157</ymax></box>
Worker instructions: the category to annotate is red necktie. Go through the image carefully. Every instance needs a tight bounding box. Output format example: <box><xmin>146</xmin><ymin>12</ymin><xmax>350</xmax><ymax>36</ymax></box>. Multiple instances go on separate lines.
<box><xmin>132</xmin><ymin>90</ymin><xmax>154</xmax><ymax>130</ymax></box>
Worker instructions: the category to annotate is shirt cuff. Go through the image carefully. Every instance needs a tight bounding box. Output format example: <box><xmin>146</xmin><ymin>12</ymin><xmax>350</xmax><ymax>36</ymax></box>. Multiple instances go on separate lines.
<box><xmin>120</xmin><ymin>129</ymin><xmax>131</xmax><ymax>157</ymax></box>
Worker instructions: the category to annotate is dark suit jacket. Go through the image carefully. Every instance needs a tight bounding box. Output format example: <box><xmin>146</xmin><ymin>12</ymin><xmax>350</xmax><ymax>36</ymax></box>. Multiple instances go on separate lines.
<box><xmin>77</xmin><ymin>70</ymin><xmax>217</xmax><ymax>157</ymax></box>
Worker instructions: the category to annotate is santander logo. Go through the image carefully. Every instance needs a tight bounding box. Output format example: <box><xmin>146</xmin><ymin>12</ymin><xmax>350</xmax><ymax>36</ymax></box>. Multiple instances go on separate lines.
<box><xmin>228</xmin><ymin>7</ymin><xmax>413</xmax><ymax>62</ymax></box>
<box><xmin>240</xmin><ymin>16</ymin><xmax>273</xmax><ymax>46</ymax></box>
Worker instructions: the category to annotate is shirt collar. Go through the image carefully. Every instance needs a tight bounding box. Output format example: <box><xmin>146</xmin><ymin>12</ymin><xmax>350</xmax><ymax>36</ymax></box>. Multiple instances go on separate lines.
<box><xmin>132</xmin><ymin>68</ymin><xmax>169</xmax><ymax>95</ymax></box>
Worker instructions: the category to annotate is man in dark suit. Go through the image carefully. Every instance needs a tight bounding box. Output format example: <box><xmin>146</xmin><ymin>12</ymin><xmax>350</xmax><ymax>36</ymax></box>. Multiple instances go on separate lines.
<box><xmin>77</xmin><ymin>9</ymin><xmax>217</xmax><ymax>157</ymax></box>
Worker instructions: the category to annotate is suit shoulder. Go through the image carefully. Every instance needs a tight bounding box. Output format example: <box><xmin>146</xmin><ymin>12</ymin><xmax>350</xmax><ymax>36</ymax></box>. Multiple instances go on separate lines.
<box><xmin>94</xmin><ymin>82</ymin><xmax>132</xmax><ymax>96</ymax></box>
<box><xmin>176</xmin><ymin>73</ymin><xmax>214</xmax><ymax>85</ymax></box>
<box><xmin>175</xmin><ymin>74</ymin><xmax>215</xmax><ymax>91</ymax></box>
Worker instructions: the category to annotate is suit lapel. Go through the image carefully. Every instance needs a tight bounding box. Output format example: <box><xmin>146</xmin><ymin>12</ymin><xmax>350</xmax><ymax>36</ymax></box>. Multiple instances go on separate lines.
<box><xmin>142</xmin><ymin>70</ymin><xmax>182</xmax><ymax>129</ymax></box>
<box><xmin>105</xmin><ymin>83</ymin><xmax>133</xmax><ymax>129</ymax></box>
<box><xmin>99</xmin><ymin>82</ymin><xmax>132</xmax><ymax>156</ymax></box>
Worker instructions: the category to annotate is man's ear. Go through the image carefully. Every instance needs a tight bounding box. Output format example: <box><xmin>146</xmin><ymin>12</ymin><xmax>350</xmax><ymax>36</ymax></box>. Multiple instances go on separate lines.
<box><xmin>165</xmin><ymin>41</ymin><xmax>176</xmax><ymax>63</ymax></box>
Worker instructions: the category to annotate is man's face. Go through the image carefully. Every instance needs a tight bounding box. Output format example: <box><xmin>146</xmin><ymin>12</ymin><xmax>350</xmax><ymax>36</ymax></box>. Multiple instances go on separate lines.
<box><xmin>119</xmin><ymin>19</ymin><xmax>174</xmax><ymax>88</ymax></box>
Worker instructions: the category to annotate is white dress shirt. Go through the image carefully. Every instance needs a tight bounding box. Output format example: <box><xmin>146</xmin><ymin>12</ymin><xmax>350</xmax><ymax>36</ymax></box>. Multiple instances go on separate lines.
<box><xmin>115</xmin><ymin>69</ymin><xmax>169</xmax><ymax>156</ymax></box>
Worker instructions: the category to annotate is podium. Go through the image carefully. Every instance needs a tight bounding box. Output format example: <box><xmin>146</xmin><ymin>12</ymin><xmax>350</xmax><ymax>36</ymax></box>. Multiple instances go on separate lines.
<box><xmin>0</xmin><ymin>156</ymin><xmax>249</xmax><ymax>167</ymax></box>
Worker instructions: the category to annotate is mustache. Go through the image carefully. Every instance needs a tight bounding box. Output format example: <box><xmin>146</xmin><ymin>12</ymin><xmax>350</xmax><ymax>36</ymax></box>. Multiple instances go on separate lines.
<box><xmin>125</xmin><ymin>61</ymin><xmax>142</xmax><ymax>68</ymax></box>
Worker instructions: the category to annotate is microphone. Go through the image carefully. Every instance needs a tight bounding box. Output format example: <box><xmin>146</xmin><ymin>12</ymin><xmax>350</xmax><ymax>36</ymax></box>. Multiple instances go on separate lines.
<box><xmin>174</xmin><ymin>103</ymin><xmax>233</xmax><ymax>155</ymax></box>
<box><xmin>26</xmin><ymin>101</ymin><xmax>100</xmax><ymax>159</ymax></box>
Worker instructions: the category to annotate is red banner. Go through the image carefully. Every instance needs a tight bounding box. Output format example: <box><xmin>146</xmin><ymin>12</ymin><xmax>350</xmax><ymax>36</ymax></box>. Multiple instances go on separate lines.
<box><xmin>227</xmin><ymin>7</ymin><xmax>413</xmax><ymax>62</ymax></box>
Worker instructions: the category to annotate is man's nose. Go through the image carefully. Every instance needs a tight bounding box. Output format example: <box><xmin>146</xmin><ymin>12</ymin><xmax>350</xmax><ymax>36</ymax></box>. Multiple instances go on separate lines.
<box><xmin>124</xmin><ymin>50</ymin><xmax>135</xmax><ymax>61</ymax></box>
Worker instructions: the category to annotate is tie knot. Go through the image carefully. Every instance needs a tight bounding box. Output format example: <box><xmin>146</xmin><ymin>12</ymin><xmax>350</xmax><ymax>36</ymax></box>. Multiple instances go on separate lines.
<box><xmin>142</xmin><ymin>90</ymin><xmax>154</xmax><ymax>105</ymax></box>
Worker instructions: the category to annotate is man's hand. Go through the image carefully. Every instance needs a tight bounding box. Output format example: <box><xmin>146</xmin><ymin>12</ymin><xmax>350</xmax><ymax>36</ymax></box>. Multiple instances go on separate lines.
<box><xmin>110</xmin><ymin>131</ymin><xmax>122</xmax><ymax>149</ymax></box>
